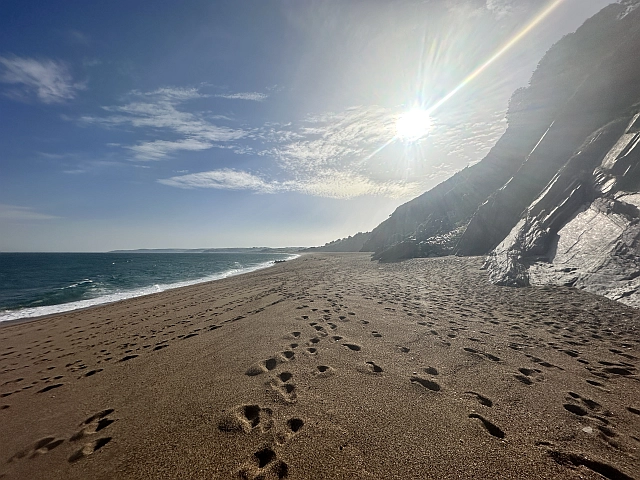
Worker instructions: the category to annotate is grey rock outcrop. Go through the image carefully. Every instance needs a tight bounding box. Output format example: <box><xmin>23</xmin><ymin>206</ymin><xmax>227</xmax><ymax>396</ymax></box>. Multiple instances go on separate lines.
<box><xmin>486</xmin><ymin>113</ymin><xmax>640</xmax><ymax>307</ymax></box>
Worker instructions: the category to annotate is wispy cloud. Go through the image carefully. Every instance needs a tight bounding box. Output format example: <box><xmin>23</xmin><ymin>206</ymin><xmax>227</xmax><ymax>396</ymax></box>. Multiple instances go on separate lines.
<box><xmin>485</xmin><ymin>0</ymin><xmax>513</xmax><ymax>18</ymax></box>
<box><xmin>0</xmin><ymin>56</ymin><xmax>84</xmax><ymax>103</ymax></box>
<box><xmin>159</xmin><ymin>169</ymin><xmax>281</xmax><ymax>193</ymax></box>
<box><xmin>216</xmin><ymin>92</ymin><xmax>268</xmax><ymax>102</ymax></box>
<box><xmin>158</xmin><ymin>168</ymin><xmax>425</xmax><ymax>199</ymax></box>
<box><xmin>0</xmin><ymin>204</ymin><xmax>59</xmax><ymax>220</ymax></box>
<box><xmin>127</xmin><ymin>138</ymin><xmax>214</xmax><ymax>160</ymax></box>
<box><xmin>262</xmin><ymin>106</ymin><xmax>396</xmax><ymax>173</ymax></box>
<box><xmin>81</xmin><ymin>87</ymin><xmax>246</xmax><ymax>160</ymax></box>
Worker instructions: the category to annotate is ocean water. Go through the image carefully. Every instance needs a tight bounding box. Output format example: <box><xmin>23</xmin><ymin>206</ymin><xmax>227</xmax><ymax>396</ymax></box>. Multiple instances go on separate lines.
<box><xmin>0</xmin><ymin>252</ymin><xmax>296</xmax><ymax>322</ymax></box>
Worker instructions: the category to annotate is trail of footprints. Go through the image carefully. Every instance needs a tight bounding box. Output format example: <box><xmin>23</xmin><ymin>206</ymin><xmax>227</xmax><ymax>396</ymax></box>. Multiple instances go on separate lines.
<box><xmin>6</xmin><ymin>408</ymin><xmax>116</xmax><ymax>466</ymax></box>
<box><xmin>232</xmin><ymin>295</ymin><xmax>513</xmax><ymax>478</ymax></box>
<box><xmin>3</xmin><ymin>256</ymin><xmax>638</xmax><ymax>478</ymax></box>
<box><xmin>0</xmin><ymin>284</ymin><xmax>289</xmax><ymax>407</ymax></box>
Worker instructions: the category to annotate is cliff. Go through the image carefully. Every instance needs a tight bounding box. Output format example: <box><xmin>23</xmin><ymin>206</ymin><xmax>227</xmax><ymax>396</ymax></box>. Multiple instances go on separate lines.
<box><xmin>360</xmin><ymin>1</ymin><xmax>640</xmax><ymax>306</ymax></box>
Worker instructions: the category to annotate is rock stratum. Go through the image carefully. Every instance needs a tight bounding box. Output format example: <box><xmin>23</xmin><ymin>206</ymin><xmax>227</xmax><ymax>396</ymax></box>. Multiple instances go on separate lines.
<box><xmin>359</xmin><ymin>1</ymin><xmax>640</xmax><ymax>308</ymax></box>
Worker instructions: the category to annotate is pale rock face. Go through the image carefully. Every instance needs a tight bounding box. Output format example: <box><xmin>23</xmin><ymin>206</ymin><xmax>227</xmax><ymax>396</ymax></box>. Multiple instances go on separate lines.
<box><xmin>487</xmin><ymin>114</ymin><xmax>640</xmax><ymax>307</ymax></box>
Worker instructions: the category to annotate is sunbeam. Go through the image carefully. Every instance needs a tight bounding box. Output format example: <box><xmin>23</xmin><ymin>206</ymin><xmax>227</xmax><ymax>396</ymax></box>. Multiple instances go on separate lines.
<box><xmin>426</xmin><ymin>0</ymin><xmax>566</xmax><ymax>116</ymax></box>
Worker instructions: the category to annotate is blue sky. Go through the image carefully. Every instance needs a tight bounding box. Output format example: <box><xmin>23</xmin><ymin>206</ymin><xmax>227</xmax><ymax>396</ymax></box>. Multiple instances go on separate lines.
<box><xmin>0</xmin><ymin>0</ymin><xmax>614</xmax><ymax>251</ymax></box>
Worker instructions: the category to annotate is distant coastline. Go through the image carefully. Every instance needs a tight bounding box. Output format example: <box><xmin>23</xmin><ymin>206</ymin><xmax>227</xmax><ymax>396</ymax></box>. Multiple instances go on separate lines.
<box><xmin>108</xmin><ymin>247</ymin><xmax>306</xmax><ymax>254</ymax></box>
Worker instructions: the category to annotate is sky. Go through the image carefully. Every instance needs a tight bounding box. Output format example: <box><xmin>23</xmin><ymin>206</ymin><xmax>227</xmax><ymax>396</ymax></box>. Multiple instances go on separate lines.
<box><xmin>0</xmin><ymin>0</ymin><xmax>616</xmax><ymax>251</ymax></box>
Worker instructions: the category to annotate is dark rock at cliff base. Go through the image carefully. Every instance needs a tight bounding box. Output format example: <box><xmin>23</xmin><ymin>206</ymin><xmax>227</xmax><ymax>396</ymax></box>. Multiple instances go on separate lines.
<box><xmin>304</xmin><ymin>232</ymin><xmax>371</xmax><ymax>252</ymax></box>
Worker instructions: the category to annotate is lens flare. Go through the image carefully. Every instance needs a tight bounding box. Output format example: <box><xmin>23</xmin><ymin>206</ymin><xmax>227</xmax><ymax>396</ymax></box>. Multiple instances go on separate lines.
<box><xmin>426</xmin><ymin>0</ymin><xmax>566</xmax><ymax>116</ymax></box>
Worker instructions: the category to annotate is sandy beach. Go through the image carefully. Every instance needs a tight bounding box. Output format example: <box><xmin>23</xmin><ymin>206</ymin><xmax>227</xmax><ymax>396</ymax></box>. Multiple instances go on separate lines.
<box><xmin>0</xmin><ymin>253</ymin><xmax>638</xmax><ymax>479</ymax></box>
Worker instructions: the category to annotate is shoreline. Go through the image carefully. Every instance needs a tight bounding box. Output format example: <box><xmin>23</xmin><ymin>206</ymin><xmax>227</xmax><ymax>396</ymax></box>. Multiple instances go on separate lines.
<box><xmin>0</xmin><ymin>253</ymin><xmax>301</xmax><ymax>327</ymax></box>
<box><xmin>0</xmin><ymin>253</ymin><xmax>638</xmax><ymax>479</ymax></box>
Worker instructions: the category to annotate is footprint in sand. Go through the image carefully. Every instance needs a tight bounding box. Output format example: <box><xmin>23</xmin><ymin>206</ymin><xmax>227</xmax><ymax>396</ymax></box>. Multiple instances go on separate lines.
<box><xmin>464</xmin><ymin>391</ymin><xmax>493</xmax><ymax>407</ymax></box>
<box><xmin>237</xmin><ymin>447</ymin><xmax>288</xmax><ymax>479</ymax></box>
<box><xmin>8</xmin><ymin>437</ymin><xmax>66</xmax><ymax>463</ymax></box>
<box><xmin>246</xmin><ymin>351</ymin><xmax>295</xmax><ymax>378</ymax></box>
<box><xmin>271</xmin><ymin>381</ymin><xmax>297</xmax><ymax>404</ymax></box>
<box><xmin>68</xmin><ymin>437</ymin><xmax>112</xmax><ymax>463</ymax></box>
<box><xmin>37</xmin><ymin>383</ymin><xmax>64</xmax><ymax>394</ymax></box>
<box><xmin>371</xmin><ymin>331</ymin><xmax>382</xmax><ymax>338</ymax></box>
<box><xmin>269</xmin><ymin>372</ymin><xmax>297</xmax><ymax>404</ymax></box>
<box><xmin>64</xmin><ymin>408</ymin><xmax>117</xmax><ymax>463</ymax></box>
<box><xmin>218</xmin><ymin>404</ymin><xmax>274</xmax><ymax>433</ymax></box>
<box><xmin>119</xmin><ymin>354</ymin><xmax>138</xmax><ymax>362</ymax></box>
<box><xmin>313</xmin><ymin>365</ymin><xmax>335</xmax><ymax>377</ymax></box>
<box><xmin>468</xmin><ymin>413</ymin><xmax>504</xmax><ymax>439</ymax></box>
<box><xmin>586</xmin><ymin>379</ymin><xmax>605</xmax><ymax>387</ymax></box>
<box><xmin>463</xmin><ymin>347</ymin><xmax>501</xmax><ymax>362</ymax></box>
<box><xmin>563</xmin><ymin>403</ymin><xmax>588</xmax><ymax>416</ymax></box>
<box><xmin>609</xmin><ymin>348</ymin><xmax>638</xmax><ymax>360</ymax></box>
<box><xmin>513</xmin><ymin>367</ymin><xmax>542</xmax><ymax>386</ymax></box>
<box><xmin>70</xmin><ymin>409</ymin><xmax>116</xmax><ymax>442</ymax></box>
<box><xmin>280</xmin><ymin>350</ymin><xmax>295</xmax><ymax>361</ymax></box>
<box><xmin>245</xmin><ymin>357</ymin><xmax>279</xmax><ymax>376</ymax></box>
<box><xmin>275</xmin><ymin>417</ymin><xmax>305</xmax><ymax>445</ymax></box>
<box><xmin>357</xmin><ymin>361</ymin><xmax>383</xmax><ymax>375</ymax></box>
<box><xmin>410</xmin><ymin>376</ymin><xmax>440</xmax><ymax>392</ymax></box>
<box><xmin>563</xmin><ymin>392</ymin><xmax>606</xmax><ymax>418</ymax></box>
<box><xmin>342</xmin><ymin>343</ymin><xmax>361</xmax><ymax>352</ymax></box>
<box><xmin>547</xmin><ymin>450</ymin><xmax>634</xmax><ymax>480</ymax></box>
<box><xmin>286</xmin><ymin>418</ymin><xmax>304</xmax><ymax>433</ymax></box>
<box><xmin>627</xmin><ymin>406</ymin><xmax>640</xmax><ymax>416</ymax></box>
<box><xmin>525</xmin><ymin>354</ymin><xmax>563</xmax><ymax>370</ymax></box>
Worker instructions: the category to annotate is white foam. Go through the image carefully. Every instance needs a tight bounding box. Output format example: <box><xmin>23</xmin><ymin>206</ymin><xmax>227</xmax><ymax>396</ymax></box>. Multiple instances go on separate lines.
<box><xmin>0</xmin><ymin>255</ymin><xmax>298</xmax><ymax>323</ymax></box>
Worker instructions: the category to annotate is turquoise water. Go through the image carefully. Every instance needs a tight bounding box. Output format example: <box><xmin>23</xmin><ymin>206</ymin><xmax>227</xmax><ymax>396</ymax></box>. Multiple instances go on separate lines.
<box><xmin>0</xmin><ymin>252</ymin><xmax>295</xmax><ymax>322</ymax></box>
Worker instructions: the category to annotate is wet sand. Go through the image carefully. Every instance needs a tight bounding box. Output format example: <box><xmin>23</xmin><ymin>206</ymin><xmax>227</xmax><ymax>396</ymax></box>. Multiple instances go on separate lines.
<box><xmin>0</xmin><ymin>253</ymin><xmax>639</xmax><ymax>479</ymax></box>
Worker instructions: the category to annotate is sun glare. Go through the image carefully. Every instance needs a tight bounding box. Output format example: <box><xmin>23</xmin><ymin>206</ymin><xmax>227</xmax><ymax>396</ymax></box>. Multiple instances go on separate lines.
<box><xmin>396</xmin><ymin>109</ymin><xmax>432</xmax><ymax>142</ymax></box>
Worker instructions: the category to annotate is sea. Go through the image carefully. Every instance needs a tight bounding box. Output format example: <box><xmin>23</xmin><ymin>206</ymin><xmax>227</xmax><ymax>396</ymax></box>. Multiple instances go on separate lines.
<box><xmin>0</xmin><ymin>252</ymin><xmax>297</xmax><ymax>323</ymax></box>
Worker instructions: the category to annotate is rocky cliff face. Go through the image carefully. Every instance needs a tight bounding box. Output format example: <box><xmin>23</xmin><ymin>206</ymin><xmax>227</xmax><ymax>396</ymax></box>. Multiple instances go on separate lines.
<box><xmin>487</xmin><ymin>112</ymin><xmax>640</xmax><ymax>307</ymax></box>
<box><xmin>360</xmin><ymin>1</ymin><xmax>640</xmax><ymax>306</ymax></box>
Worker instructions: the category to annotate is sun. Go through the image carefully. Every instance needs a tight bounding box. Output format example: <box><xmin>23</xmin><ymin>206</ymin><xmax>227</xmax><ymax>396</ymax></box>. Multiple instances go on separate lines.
<box><xmin>396</xmin><ymin>109</ymin><xmax>432</xmax><ymax>142</ymax></box>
